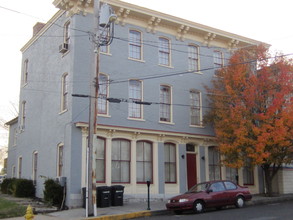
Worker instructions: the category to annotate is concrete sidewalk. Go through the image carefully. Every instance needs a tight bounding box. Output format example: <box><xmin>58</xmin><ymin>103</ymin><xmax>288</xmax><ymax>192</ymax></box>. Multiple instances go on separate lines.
<box><xmin>2</xmin><ymin>194</ymin><xmax>293</xmax><ymax>220</ymax></box>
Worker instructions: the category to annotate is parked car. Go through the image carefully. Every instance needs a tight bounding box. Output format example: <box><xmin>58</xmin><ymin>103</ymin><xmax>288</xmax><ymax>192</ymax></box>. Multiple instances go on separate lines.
<box><xmin>0</xmin><ymin>175</ymin><xmax>6</xmax><ymax>184</ymax></box>
<box><xmin>166</xmin><ymin>180</ymin><xmax>252</xmax><ymax>214</ymax></box>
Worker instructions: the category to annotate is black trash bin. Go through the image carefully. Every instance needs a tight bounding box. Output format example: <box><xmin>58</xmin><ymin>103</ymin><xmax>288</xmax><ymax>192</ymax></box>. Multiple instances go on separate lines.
<box><xmin>111</xmin><ymin>185</ymin><xmax>124</xmax><ymax>206</ymax></box>
<box><xmin>96</xmin><ymin>186</ymin><xmax>111</xmax><ymax>207</ymax></box>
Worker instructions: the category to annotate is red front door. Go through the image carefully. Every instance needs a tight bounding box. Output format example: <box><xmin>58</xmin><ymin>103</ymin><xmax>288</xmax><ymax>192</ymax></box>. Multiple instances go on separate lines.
<box><xmin>187</xmin><ymin>153</ymin><xmax>197</xmax><ymax>189</ymax></box>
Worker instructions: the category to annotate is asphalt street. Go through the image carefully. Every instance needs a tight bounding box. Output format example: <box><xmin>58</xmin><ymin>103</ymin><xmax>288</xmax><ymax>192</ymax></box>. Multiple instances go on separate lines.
<box><xmin>141</xmin><ymin>200</ymin><xmax>293</xmax><ymax>220</ymax></box>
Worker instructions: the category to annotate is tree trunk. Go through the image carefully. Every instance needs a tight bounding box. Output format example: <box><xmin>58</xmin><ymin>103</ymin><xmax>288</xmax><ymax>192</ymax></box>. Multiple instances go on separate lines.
<box><xmin>262</xmin><ymin>164</ymin><xmax>280</xmax><ymax>197</ymax></box>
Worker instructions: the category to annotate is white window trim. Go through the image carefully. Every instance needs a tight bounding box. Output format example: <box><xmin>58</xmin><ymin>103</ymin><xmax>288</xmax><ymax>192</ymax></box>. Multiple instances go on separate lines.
<box><xmin>18</xmin><ymin>156</ymin><xmax>22</xmax><ymax>178</ymax></box>
<box><xmin>188</xmin><ymin>44</ymin><xmax>201</xmax><ymax>74</ymax></box>
<box><xmin>159</xmin><ymin>84</ymin><xmax>174</xmax><ymax>124</ymax></box>
<box><xmin>128</xmin><ymin>79</ymin><xmax>144</xmax><ymax>120</ymax></box>
<box><xmin>98</xmin><ymin>73</ymin><xmax>110</xmax><ymax>117</ymax></box>
<box><xmin>189</xmin><ymin>90</ymin><xmax>203</xmax><ymax>127</ymax></box>
<box><xmin>158</xmin><ymin>37</ymin><xmax>172</xmax><ymax>68</ymax></box>
<box><xmin>128</xmin><ymin>29</ymin><xmax>144</xmax><ymax>62</ymax></box>
<box><xmin>57</xmin><ymin>143</ymin><xmax>64</xmax><ymax>177</ymax></box>
<box><xmin>60</xmin><ymin>73</ymin><xmax>69</xmax><ymax>113</ymax></box>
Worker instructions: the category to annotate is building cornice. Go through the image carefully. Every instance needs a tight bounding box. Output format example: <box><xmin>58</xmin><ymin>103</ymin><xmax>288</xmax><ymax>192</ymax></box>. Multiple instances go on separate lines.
<box><xmin>75</xmin><ymin>122</ymin><xmax>216</xmax><ymax>144</ymax></box>
<box><xmin>5</xmin><ymin>117</ymin><xmax>18</xmax><ymax>126</ymax></box>
<box><xmin>53</xmin><ymin>0</ymin><xmax>269</xmax><ymax>50</ymax></box>
<box><xmin>21</xmin><ymin>10</ymin><xmax>65</xmax><ymax>53</ymax></box>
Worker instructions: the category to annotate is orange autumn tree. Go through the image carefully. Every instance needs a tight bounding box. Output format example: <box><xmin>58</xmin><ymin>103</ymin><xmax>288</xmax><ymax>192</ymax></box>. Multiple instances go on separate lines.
<box><xmin>205</xmin><ymin>45</ymin><xmax>293</xmax><ymax>196</ymax></box>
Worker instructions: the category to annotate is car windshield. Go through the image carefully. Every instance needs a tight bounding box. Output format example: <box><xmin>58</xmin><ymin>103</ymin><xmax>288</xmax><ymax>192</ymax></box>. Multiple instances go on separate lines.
<box><xmin>187</xmin><ymin>182</ymin><xmax>210</xmax><ymax>193</ymax></box>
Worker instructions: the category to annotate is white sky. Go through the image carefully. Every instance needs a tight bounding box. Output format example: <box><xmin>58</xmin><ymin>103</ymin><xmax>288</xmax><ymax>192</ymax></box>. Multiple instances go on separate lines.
<box><xmin>0</xmin><ymin>0</ymin><xmax>293</xmax><ymax>147</ymax></box>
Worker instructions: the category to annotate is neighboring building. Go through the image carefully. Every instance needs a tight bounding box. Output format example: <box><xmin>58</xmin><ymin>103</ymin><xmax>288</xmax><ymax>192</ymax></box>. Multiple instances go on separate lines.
<box><xmin>6</xmin><ymin>0</ymin><xmax>266</xmax><ymax>207</ymax></box>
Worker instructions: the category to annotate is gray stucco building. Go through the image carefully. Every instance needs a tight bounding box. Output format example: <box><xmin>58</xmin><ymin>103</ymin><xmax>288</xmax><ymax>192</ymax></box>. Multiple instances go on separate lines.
<box><xmin>6</xmin><ymin>0</ymin><xmax>265</xmax><ymax>208</ymax></box>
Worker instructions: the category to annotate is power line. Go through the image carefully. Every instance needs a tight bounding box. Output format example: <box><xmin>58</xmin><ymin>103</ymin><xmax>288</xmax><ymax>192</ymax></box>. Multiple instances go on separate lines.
<box><xmin>104</xmin><ymin>53</ymin><xmax>293</xmax><ymax>86</ymax></box>
<box><xmin>0</xmin><ymin>4</ymin><xmax>259</xmax><ymax>61</ymax></box>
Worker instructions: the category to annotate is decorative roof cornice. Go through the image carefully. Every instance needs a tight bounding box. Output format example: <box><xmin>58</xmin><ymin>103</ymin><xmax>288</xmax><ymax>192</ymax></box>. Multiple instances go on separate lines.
<box><xmin>52</xmin><ymin>0</ymin><xmax>268</xmax><ymax>49</ymax></box>
<box><xmin>5</xmin><ymin>117</ymin><xmax>18</xmax><ymax>126</ymax></box>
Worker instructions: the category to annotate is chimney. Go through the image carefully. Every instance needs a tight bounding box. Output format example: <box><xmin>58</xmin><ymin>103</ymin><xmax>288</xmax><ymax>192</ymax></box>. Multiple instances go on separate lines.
<box><xmin>33</xmin><ymin>22</ymin><xmax>46</xmax><ymax>36</ymax></box>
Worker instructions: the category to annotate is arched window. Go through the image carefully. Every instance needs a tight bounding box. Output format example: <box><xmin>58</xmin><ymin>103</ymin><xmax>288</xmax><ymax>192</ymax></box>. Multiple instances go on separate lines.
<box><xmin>164</xmin><ymin>143</ymin><xmax>176</xmax><ymax>183</ymax></box>
<box><xmin>136</xmin><ymin>141</ymin><xmax>152</xmax><ymax>183</ymax></box>
<box><xmin>129</xmin><ymin>30</ymin><xmax>142</xmax><ymax>60</ymax></box>
<box><xmin>96</xmin><ymin>137</ymin><xmax>106</xmax><ymax>182</ymax></box>
<box><xmin>190</xmin><ymin>89</ymin><xmax>202</xmax><ymax>126</ymax></box>
<box><xmin>32</xmin><ymin>151</ymin><xmax>38</xmax><ymax>184</ymax></box>
<box><xmin>57</xmin><ymin>144</ymin><xmax>64</xmax><ymax>177</ymax></box>
<box><xmin>111</xmin><ymin>139</ymin><xmax>131</xmax><ymax>183</ymax></box>
<box><xmin>208</xmin><ymin>146</ymin><xmax>221</xmax><ymax>180</ymax></box>
<box><xmin>128</xmin><ymin>79</ymin><xmax>142</xmax><ymax>119</ymax></box>
<box><xmin>98</xmin><ymin>73</ymin><xmax>109</xmax><ymax>115</ymax></box>
<box><xmin>160</xmin><ymin>85</ymin><xmax>172</xmax><ymax>122</ymax></box>
<box><xmin>61</xmin><ymin>73</ymin><xmax>68</xmax><ymax>112</ymax></box>
<box><xmin>188</xmin><ymin>45</ymin><xmax>199</xmax><ymax>72</ymax></box>
<box><xmin>158</xmin><ymin>37</ymin><xmax>171</xmax><ymax>66</ymax></box>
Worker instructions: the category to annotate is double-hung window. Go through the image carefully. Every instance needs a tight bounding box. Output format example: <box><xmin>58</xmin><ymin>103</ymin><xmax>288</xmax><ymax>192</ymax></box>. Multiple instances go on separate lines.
<box><xmin>158</xmin><ymin>37</ymin><xmax>171</xmax><ymax>66</ymax></box>
<box><xmin>20</xmin><ymin>101</ymin><xmax>26</xmax><ymax>129</ymax></box>
<box><xmin>18</xmin><ymin>156</ymin><xmax>22</xmax><ymax>178</ymax></box>
<box><xmin>213</xmin><ymin>50</ymin><xmax>223</xmax><ymax>75</ymax></box>
<box><xmin>190</xmin><ymin>90</ymin><xmax>202</xmax><ymax>126</ymax></box>
<box><xmin>188</xmin><ymin>45</ymin><xmax>199</xmax><ymax>72</ymax></box>
<box><xmin>160</xmin><ymin>85</ymin><xmax>171</xmax><ymax>122</ymax></box>
<box><xmin>32</xmin><ymin>152</ymin><xmax>38</xmax><ymax>184</ymax></box>
<box><xmin>128</xmin><ymin>80</ymin><xmax>142</xmax><ymax>119</ymax></box>
<box><xmin>57</xmin><ymin>144</ymin><xmax>64</xmax><ymax>177</ymax></box>
<box><xmin>98</xmin><ymin>73</ymin><xmax>109</xmax><ymax>115</ymax></box>
<box><xmin>61</xmin><ymin>73</ymin><xmax>68</xmax><ymax>112</ymax></box>
<box><xmin>208</xmin><ymin>147</ymin><xmax>221</xmax><ymax>180</ymax></box>
<box><xmin>243</xmin><ymin>159</ymin><xmax>254</xmax><ymax>185</ymax></box>
<box><xmin>23</xmin><ymin>59</ymin><xmax>28</xmax><ymax>85</ymax></box>
<box><xmin>64</xmin><ymin>21</ymin><xmax>70</xmax><ymax>45</ymax></box>
<box><xmin>96</xmin><ymin>137</ymin><xmax>105</xmax><ymax>182</ymax></box>
<box><xmin>99</xmin><ymin>26</ymin><xmax>110</xmax><ymax>53</ymax></box>
<box><xmin>136</xmin><ymin>141</ymin><xmax>153</xmax><ymax>183</ymax></box>
<box><xmin>129</xmin><ymin>30</ymin><xmax>142</xmax><ymax>60</ymax></box>
<box><xmin>112</xmin><ymin>139</ymin><xmax>131</xmax><ymax>183</ymax></box>
<box><xmin>164</xmin><ymin>143</ymin><xmax>176</xmax><ymax>183</ymax></box>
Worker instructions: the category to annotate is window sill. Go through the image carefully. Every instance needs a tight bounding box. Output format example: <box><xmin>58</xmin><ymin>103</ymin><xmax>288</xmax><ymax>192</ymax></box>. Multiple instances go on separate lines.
<box><xmin>61</xmin><ymin>50</ymin><xmax>70</xmax><ymax>57</ymax></box>
<box><xmin>100</xmin><ymin>52</ymin><xmax>112</xmax><ymax>56</ymax></box>
<box><xmin>159</xmin><ymin>121</ymin><xmax>175</xmax><ymax>125</ymax></box>
<box><xmin>98</xmin><ymin>114</ymin><xmax>111</xmax><ymax>118</ymax></box>
<box><xmin>59</xmin><ymin>109</ymin><xmax>68</xmax><ymax>115</ymax></box>
<box><xmin>127</xmin><ymin>117</ymin><xmax>145</xmax><ymax>121</ymax></box>
<box><xmin>190</xmin><ymin>124</ymin><xmax>205</xmax><ymax>128</ymax></box>
<box><xmin>190</xmin><ymin>71</ymin><xmax>203</xmax><ymax>75</ymax></box>
<box><xmin>21</xmin><ymin>83</ymin><xmax>28</xmax><ymax>88</ymax></box>
<box><xmin>158</xmin><ymin>64</ymin><xmax>174</xmax><ymax>69</ymax></box>
<box><xmin>128</xmin><ymin>57</ymin><xmax>145</xmax><ymax>63</ymax></box>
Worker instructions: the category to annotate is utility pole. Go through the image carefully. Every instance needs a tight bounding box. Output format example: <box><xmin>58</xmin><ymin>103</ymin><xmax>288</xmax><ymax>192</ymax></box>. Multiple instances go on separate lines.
<box><xmin>87</xmin><ymin>0</ymin><xmax>99</xmax><ymax>217</ymax></box>
<box><xmin>86</xmin><ymin>1</ymin><xmax>116</xmax><ymax>217</ymax></box>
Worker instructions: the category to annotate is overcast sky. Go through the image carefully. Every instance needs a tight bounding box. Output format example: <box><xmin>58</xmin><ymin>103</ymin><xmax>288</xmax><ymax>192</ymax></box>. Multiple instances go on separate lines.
<box><xmin>0</xmin><ymin>0</ymin><xmax>292</xmax><ymax>146</ymax></box>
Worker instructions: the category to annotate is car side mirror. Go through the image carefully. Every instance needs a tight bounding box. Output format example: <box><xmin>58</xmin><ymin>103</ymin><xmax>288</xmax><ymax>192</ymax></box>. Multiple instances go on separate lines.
<box><xmin>207</xmin><ymin>189</ymin><xmax>213</xmax><ymax>193</ymax></box>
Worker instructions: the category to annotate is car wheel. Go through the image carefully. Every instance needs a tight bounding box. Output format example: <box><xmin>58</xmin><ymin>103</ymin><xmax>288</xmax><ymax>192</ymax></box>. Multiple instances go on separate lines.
<box><xmin>174</xmin><ymin>210</ymin><xmax>182</xmax><ymax>215</ymax></box>
<box><xmin>193</xmin><ymin>200</ymin><xmax>204</xmax><ymax>213</ymax></box>
<box><xmin>235</xmin><ymin>196</ymin><xmax>245</xmax><ymax>208</ymax></box>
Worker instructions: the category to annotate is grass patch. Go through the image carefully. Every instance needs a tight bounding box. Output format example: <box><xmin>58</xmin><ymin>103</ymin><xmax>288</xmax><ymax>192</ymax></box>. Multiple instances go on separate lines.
<box><xmin>0</xmin><ymin>197</ymin><xmax>27</xmax><ymax>219</ymax></box>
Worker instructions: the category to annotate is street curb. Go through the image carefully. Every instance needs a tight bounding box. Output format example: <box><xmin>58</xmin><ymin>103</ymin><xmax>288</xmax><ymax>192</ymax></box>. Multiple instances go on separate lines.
<box><xmin>84</xmin><ymin>210</ymin><xmax>152</xmax><ymax>220</ymax></box>
<box><xmin>83</xmin><ymin>195</ymin><xmax>293</xmax><ymax>220</ymax></box>
<box><xmin>247</xmin><ymin>195</ymin><xmax>293</xmax><ymax>206</ymax></box>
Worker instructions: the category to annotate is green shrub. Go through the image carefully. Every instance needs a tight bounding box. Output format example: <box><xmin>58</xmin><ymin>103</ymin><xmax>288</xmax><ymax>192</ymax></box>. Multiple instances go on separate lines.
<box><xmin>0</xmin><ymin>178</ymin><xmax>16</xmax><ymax>194</ymax></box>
<box><xmin>1</xmin><ymin>178</ymin><xmax>35</xmax><ymax>198</ymax></box>
<box><xmin>43</xmin><ymin>179</ymin><xmax>64</xmax><ymax>208</ymax></box>
<box><xmin>13</xmin><ymin>179</ymin><xmax>35</xmax><ymax>198</ymax></box>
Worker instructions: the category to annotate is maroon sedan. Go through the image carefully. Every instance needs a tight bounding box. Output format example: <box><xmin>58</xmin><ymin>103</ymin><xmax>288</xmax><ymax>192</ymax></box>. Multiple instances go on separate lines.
<box><xmin>166</xmin><ymin>180</ymin><xmax>252</xmax><ymax>214</ymax></box>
